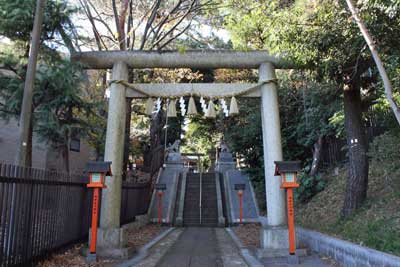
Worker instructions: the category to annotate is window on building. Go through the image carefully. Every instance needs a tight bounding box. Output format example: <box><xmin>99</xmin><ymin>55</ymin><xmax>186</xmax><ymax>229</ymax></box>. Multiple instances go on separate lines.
<box><xmin>70</xmin><ymin>128</ymin><xmax>81</xmax><ymax>152</ymax></box>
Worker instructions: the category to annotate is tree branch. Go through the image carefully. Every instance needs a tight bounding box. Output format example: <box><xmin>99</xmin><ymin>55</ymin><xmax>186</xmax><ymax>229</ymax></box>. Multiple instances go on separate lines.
<box><xmin>150</xmin><ymin>0</ymin><xmax>197</xmax><ymax>49</ymax></box>
<box><xmin>346</xmin><ymin>0</ymin><xmax>400</xmax><ymax>125</ymax></box>
<box><xmin>140</xmin><ymin>0</ymin><xmax>162</xmax><ymax>50</ymax></box>
<box><xmin>79</xmin><ymin>0</ymin><xmax>106</xmax><ymax>51</ymax></box>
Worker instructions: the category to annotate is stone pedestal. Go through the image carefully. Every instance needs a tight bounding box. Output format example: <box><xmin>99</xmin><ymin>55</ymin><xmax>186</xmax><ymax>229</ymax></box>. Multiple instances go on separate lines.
<box><xmin>165</xmin><ymin>152</ymin><xmax>184</xmax><ymax>169</ymax></box>
<box><xmin>95</xmin><ymin>228</ymin><xmax>134</xmax><ymax>258</ymax></box>
<box><xmin>259</xmin><ymin>225</ymin><xmax>289</xmax><ymax>256</ymax></box>
<box><xmin>258</xmin><ymin>225</ymin><xmax>306</xmax><ymax>258</ymax></box>
<box><xmin>87</xmin><ymin>227</ymin><xmax>134</xmax><ymax>259</ymax></box>
<box><xmin>215</xmin><ymin>152</ymin><xmax>236</xmax><ymax>172</ymax></box>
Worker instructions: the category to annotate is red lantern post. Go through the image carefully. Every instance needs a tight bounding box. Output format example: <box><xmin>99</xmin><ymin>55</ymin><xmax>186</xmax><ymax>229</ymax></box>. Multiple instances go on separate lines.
<box><xmin>274</xmin><ymin>161</ymin><xmax>301</xmax><ymax>262</ymax></box>
<box><xmin>85</xmin><ymin>161</ymin><xmax>112</xmax><ymax>263</ymax></box>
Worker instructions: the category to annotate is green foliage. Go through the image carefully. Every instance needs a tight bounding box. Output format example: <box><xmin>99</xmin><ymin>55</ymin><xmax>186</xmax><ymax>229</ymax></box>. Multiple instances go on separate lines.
<box><xmin>279</xmin><ymin>71</ymin><xmax>342</xmax><ymax>159</ymax></box>
<box><xmin>34</xmin><ymin>61</ymin><xmax>89</xmax><ymax>149</ymax></box>
<box><xmin>0</xmin><ymin>46</ymin><xmax>90</xmax><ymax>149</ymax></box>
<box><xmin>295</xmin><ymin>172</ymin><xmax>326</xmax><ymax>202</ymax></box>
<box><xmin>224</xmin><ymin>98</ymin><xmax>263</xmax><ymax>168</ymax></box>
<box><xmin>0</xmin><ymin>47</ymin><xmax>25</xmax><ymax>119</ymax></box>
<box><xmin>296</xmin><ymin>166</ymin><xmax>400</xmax><ymax>256</ymax></box>
<box><xmin>0</xmin><ymin>0</ymin><xmax>76</xmax><ymax>44</ymax></box>
<box><xmin>183</xmin><ymin>114</ymin><xmax>221</xmax><ymax>169</ymax></box>
<box><xmin>332</xmin><ymin>207</ymin><xmax>400</xmax><ymax>256</ymax></box>
<box><xmin>368</xmin><ymin>132</ymin><xmax>400</xmax><ymax>172</ymax></box>
<box><xmin>0</xmin><ymin>0</ymin><xmax>96</xmax><ymax>169</ymax></box>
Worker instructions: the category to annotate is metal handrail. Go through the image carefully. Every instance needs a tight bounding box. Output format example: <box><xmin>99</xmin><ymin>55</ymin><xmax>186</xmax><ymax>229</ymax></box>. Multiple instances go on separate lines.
<box><xmin>199</xmin><ymin>160</ymin><xmax>202</xmax><ymax>225</ymax></box>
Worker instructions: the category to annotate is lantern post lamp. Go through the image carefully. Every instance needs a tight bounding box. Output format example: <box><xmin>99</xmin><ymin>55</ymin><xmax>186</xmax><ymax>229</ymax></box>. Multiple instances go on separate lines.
<box><xmin>155</xmin><ymin>183</ymin><xmax>167</xmax><ymax>225</ymax></box>
<box><xmin>85</xmin><ymin>161</ymin><xmax>112</xmax><ymax>263</ymax></box>
<box><xmin>274</xmin><ymin>161</ymin><xmax>301</xmax><ymax>264</ymax></box>
<box><xmin>234</xmin><ymin>183</ymin><xmax>246</xmax><ymax>224</ymax></box>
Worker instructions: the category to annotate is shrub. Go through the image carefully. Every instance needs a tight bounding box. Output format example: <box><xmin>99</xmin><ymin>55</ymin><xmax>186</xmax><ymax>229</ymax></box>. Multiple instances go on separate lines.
<box><xmin>295</xmin><ymin>171</ymin><xmax>326</xmax><ymax>202</ymax></box>
<box><xmin>368</xmin><ymin>132</ymin><xmax>400</xmax><ymax>172</ymax></box>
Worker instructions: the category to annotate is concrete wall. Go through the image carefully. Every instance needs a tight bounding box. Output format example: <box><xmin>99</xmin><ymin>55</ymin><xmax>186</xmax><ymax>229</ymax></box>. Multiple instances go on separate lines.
<box><xmin>297</xmin><ymin>227</ymin><xmax>400</xmax><ymax>267</ymax></box>
<box><xmin>0</xmin><ymin>118</ymin><xmax>94</xmax><ymax>172</ymax></box>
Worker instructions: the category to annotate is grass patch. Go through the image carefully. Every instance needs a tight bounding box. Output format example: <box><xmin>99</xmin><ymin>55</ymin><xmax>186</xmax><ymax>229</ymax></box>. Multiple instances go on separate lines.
<box><xmin>296</xmin><ymin>164</ymin><xmax>400</xmax><ymax>256</ymax></box>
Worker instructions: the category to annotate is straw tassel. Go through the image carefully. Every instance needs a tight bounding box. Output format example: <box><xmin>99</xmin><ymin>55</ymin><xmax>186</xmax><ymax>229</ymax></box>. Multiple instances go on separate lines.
<box><xmin>206</xmin><ymin>99</ymin><xmax>216</xmax><ymax>118</ymax></box>
<box><xmin>167</xmin><ymin>99</ymin><xmax>177</xmax><ymax>117</ymax></box>
<box><xmin>144</xmin><ymin>98</ymin><xmax>154</xmax><ymax>116</ymax></box>
<box><xmin>187</xmin><ymin>96</ymin><xmax>198</xmax><ymax>115</ymax></box>
<box><xmin>229</xmin><ymin>96</ymin><xmax>239</xmax><ymax>115</ymax></box>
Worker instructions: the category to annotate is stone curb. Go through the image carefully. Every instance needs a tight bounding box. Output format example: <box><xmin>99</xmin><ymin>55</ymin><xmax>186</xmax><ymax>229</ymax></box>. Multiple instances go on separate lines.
<box><xmin>297</xmin><ymin>227</ymin><xmax>400</xmax><ymax>267</ymax></box>
<box><xmin>225</xmin><ymin>228</ymin><xmax>264</xmax><ymax>267</ymax></box>
<box><xmin>114</xmin><ymin>227</ymin><xmax>175</xmax><ymax>267</ymax></box>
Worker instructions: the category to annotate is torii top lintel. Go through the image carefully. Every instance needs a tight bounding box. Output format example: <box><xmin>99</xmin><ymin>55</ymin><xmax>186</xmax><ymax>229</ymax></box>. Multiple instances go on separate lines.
<box><xmin>71</xmin><ymin>50</ymin><xmax>292</xmax><ymax>70</ymax></box>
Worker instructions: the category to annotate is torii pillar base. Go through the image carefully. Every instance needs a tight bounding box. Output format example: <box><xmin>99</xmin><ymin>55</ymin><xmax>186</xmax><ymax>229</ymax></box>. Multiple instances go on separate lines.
<box><xmin>86</xmin><ymin>227</ymin><xmax>135</xmax><ymax>259</ymax></box>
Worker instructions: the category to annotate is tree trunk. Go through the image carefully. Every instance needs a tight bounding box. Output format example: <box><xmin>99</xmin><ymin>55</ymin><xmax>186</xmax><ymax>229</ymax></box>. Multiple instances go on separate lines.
<box><xmin>26</xmin><ymin>117</ymin><xmax>33</xmax><ymax>167</ymax></box>
<box><xmin>150</xmin><ymin>108</ymin><xmax>166</xmax><ymax>149</ymax></box>
<box><xmin>309</xmin><ymin>136</ymin><xmax>323</xmax><ymax>176</ymax></box>
<box><xmin>144</xmin><ymin>109</ymin><xmax>165</xmax><ymax>172</ymax></box>
<box><xmin>342</xmin><ymin>82</ymin><xmax>369</xmax><ymax>217</ymax></box>
<box><xmin>15</xmin><ymin>0</ymin><xmax>46</xmax><ymax>166</ymax></box>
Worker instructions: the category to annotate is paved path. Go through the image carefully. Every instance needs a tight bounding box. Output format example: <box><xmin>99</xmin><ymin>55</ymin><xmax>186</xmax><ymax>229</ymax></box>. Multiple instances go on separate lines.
<box><xmin>156</xmin><ymin>227</ymin><xmax>223</xmax><ymax>267</ymax></box>
<box><xmin>118</xmin><ymin>227</ymin><xmax>339</xmax><ymax>267</ymax></box>
<box><xmin>261</xmin><ymin>255</ymin><xmax>339</xmax><ymax>267</ymax></box>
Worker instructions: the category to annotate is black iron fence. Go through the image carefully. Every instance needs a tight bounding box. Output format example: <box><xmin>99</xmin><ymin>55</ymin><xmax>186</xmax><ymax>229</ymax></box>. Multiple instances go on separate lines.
<box><xmin>0</xmin><ymin>163</ymin><xmax>151</xmax><ymax>267</ymax></box>
<box><xmin>120</xmin><ymin>182</ymin><xmax>151</xmax><ymax>225</ymax></box>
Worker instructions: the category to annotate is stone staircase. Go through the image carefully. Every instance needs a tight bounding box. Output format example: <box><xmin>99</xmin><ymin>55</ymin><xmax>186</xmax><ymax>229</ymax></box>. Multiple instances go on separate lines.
<box><xmin>183</xmin><ymin>173</ymin><xmax>219</xmax><ymax>227</ymax></box>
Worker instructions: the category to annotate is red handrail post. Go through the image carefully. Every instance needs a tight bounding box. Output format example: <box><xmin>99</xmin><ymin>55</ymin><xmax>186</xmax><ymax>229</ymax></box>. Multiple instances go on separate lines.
<box><xmin>90</xmin><ymin>187</ymin><xmax>100</xmax><ymax>254</ymax></box>
<box><xmin>238</xmin><ymin>190</ymin><xmax>243</xmax><ymax>224</ymax></box>
<box><xmin>287</xmin><ymin>188</ymin><xmax>295</xmax><ymax>255</ymax></box>
<box><xmin>158</xmin><ymin>191</ymin><xmax>163</xmax><ymax>225</ymax></box>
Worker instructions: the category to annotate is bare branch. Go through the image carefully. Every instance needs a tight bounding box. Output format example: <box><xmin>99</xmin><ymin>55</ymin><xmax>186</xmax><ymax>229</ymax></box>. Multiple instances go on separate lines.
<box><xmin>86</xmin><ymin>0</ymin><xmax>116</xmax><ymax>38</ymax></box>
<box><xmin>157</xmin><ymin>21</ymin><xmax>193</xmax><ymax>50</ymax></box>
<box><xmin>150</xmin><ymin>0</ymin><xmax>197</xmax><ymax>49</ymax></box>
<box><xmin>80</xmin><ymin>0</ymin><xmax>106</xmax><ymax>50</ymax></box>
<box><xmin>140</xmin><ymin>0</ymin><xmax>162</xmax><ymax>50</ymax></box>
<box><xmin>151</xmin><ymin>0</ymin><xmax>183</xmax><ymax>42</ymax></box>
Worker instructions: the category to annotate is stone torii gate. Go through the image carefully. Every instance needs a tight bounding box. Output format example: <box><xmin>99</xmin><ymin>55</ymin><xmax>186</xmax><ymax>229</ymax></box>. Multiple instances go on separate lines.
<box><xmin>72</xmin><ymin>50</ymin><xmax>291</xmax><ymax>257</ymax></box>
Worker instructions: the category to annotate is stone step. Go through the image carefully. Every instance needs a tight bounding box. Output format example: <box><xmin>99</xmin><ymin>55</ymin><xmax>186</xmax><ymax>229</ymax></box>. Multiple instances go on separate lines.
<box><xmin>183</xmin><ymin>220</ymin><xmax>218</xmax><ymax>224</ymax></box>
<box><xmin>183</xmin><ymin>172</ymin><xmax>220</xmax><ymax>227</ymax></box>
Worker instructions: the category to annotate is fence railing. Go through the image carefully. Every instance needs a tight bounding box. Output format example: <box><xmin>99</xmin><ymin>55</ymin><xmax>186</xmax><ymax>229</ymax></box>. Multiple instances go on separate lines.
<box><xmin>120</xmin><ymin>182</ymin><xmax>151</xmax><ymax>225</ymax></box>
<box><xmin>0</xmin><ymin>163</ymin><xmax>151</xmax><ymax>267</ymax></box>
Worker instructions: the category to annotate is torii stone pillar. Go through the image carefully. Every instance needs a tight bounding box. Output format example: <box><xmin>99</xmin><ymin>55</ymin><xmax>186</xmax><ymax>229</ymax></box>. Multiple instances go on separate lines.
<box><xmin>97</xmin><ymin>62</ymin><xmax>132</xmax><ymax>258</ymax></box>
<box><xmin>259</xmin><ymin>62</ymin><xmax>289</xmax><ymax>255</ymax></box>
